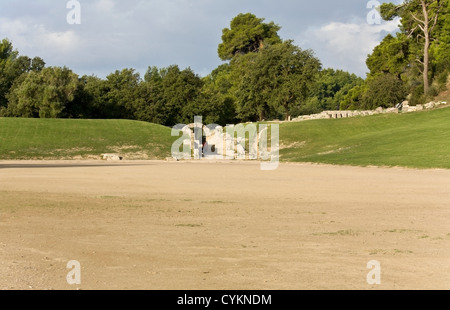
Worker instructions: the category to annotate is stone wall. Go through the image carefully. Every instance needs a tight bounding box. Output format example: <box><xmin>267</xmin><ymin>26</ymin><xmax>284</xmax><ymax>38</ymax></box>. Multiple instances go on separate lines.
<box><xmin>290</xmin><ymin>101</ymin><xmax>448</xmax><ymax>123</ymax></box>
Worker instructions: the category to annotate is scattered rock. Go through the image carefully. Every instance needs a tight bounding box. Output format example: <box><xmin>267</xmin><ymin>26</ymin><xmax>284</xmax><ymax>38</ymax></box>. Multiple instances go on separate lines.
<box><xmin>425</xmin><ymin>102</ymin><xmax>435</xmax><ymax>109</ymax></box>
<box><xmin>101</xmin><ymin>154</ymin><xmax>123</xmax><ymax>161</ymax></box>
<box><xmin>385</xmin><ymin>108</ymin><xmax>399</xmax><ymax>114</ymax></box>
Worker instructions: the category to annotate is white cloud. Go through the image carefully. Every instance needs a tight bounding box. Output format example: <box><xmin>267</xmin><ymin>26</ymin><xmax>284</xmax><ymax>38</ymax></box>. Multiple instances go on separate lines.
<box><xmin>297</xmin><ymin>18</ymin><xmax>400</xmax><ymax>77</ymax></box>
<box><xmin>0</xmin><ymin>0</ymin><xmax>402</xmax><ymax>78</ymax></box>
<box><xmin>0</xmin><ymin>17</ymin><xmax>82</xmax><ymax>58</ymax></box>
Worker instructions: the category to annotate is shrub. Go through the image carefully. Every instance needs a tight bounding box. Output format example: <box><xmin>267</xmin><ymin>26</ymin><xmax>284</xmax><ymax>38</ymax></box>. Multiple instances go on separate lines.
<box><xmin>409</xmin><ymin>85</ymin><xmax>426</xmax><ymax>106</ymax></box>
<box><xmin>361</xmin><ymin>74</ymin><xmax>407</xmax><ymax>109</ymax></box>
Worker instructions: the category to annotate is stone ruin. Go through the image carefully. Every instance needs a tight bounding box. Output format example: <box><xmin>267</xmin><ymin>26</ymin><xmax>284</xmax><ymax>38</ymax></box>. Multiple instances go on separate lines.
<box><xmin>290</xmin><ymin>100</ymin><xmax>448</xmax><ymax>123</ymax></box>
<box><xmin>173</xmin><ymin>123</ymin><xmax>271</xmax><ymax>160</ymax></box>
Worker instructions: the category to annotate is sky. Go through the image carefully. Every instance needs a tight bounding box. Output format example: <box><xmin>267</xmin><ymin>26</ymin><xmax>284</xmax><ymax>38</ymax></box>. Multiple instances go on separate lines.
<box><xmin>0</xmin><ymin>0</ymin><xmax>404</xmax><ymax>79</ymax></box>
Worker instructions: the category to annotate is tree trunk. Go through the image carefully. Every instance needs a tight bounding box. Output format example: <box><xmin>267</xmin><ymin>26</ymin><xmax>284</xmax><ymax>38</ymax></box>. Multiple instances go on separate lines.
<box><xmin>259</xmin><ymin>110</ymin><xmax>264</xmax><ymax>122</ymax></box>
<box><xmin>424</xmin><ymin>37</ymin><xmax>430</xmax><ymax>95</ymax></box>
<box><xmin>422</xmin><ymin>0</ymin><xmax>430</xmax><ymax>95</ymax></box>
<box><xmin>284</xmin><ymin>102</ymin><xmax>290</xmax><ymax>121</ymax></box>
<box><xmin>259</xmin><ymin>39</ymin><xmax>264</xmax><ymax>51</ymax></box>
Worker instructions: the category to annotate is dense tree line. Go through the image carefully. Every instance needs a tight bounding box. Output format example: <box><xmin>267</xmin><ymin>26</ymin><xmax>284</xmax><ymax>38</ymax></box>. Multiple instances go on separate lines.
<box><xmin>0</xmin><ymin>13</ymin><xmax>361</xmax><ymax>124</ymax></box>
<box><xmin>4</xmin><ymin>7</ymin><xmax>447</xmax><ymax>125</ymax></box>
<box><xmin>342</xmin><ymin>0</ymin><xmax>450</xmax><ymax>110</ymax></box>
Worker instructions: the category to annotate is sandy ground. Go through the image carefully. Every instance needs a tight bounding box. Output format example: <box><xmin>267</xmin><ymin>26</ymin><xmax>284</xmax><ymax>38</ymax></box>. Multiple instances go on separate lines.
<box><xmin>0</xmin><ymin>160</ymin><xmax>449</xmax><ymax>290</ymax></box>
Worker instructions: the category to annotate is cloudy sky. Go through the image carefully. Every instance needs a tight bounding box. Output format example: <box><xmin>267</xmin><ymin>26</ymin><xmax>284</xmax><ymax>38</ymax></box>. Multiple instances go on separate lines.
<box><xmin>0</xmin><ymin>0</ymin><xmax>403</xmax><ymax>78</ymax></box>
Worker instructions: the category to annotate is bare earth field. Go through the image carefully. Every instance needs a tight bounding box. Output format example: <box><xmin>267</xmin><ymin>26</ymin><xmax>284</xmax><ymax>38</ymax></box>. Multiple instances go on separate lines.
<box><xmin>0</xmin><ymin>160</ymin><xmax>449</xmax><ymax>290</ymax></box>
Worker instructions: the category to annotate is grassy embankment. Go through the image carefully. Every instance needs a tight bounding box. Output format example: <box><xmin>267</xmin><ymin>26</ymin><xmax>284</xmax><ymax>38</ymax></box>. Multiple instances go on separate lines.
<box><xmin>1</xmin><ymin>106</ymin><xmax>449</xmax><ymax>169</ymax></box>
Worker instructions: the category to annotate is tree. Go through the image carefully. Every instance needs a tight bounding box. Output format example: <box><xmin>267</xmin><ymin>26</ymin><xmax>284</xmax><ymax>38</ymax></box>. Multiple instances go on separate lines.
<box><xmin>0</xmin><ymin>39</ymin><xmax>16</xmax><ymax>59</ymax></box>
<box><xmin>103</xmin><ymin>68</ymin><xmax>141</xmax><ymax>119</ymax></box>
<box><xmin>340</xmin><ymin>84</ymin><xmax>367</xmax><ymax>111</ymax></box>
<box><xmin>0</xmin><ymin>39</ymin><xmax>45</xmax><ymax>110</ymax></box>
<box><xmin>218</xmin><ymin>13</ymin><xmax>281</xmax><ymax>61</ymax></box>
<box><xmin>262</xmin><ymin>41</ymin><xmax>322</xmax><ymax>121</ymax></box>
<box><xmin>132</xmin><ymin>66</ymin><xmax>165</xmax><ymax>124</ymax></box>
<box><xmin>306</xmin><ymin>68</ymin><xmax>364</xmax><ymax>113</ymax></box>
<box><xmin>366</xmin><ymin>33</ymin><xmax>412</xmax><ymax>79</ymax></box>
<box><xmin>232</xmin><ymin>52</ymin><xmax>270</xmax><ymax>121</ymax></box>
<box><xmin>362</xmin><ymin>74</ymin><xmax>408</xmax><ymax>109</ymax></box>
<box><xmin>181</xmin><ymin>65</ymin><xmax>236</xmax><ymax>126</ymax></box>
<box><xmin>380</xmin><ymin>0</ymin><xmax>443</xmax><ymax>95</ymax></box>
<box><xmin>431</xmin><ymin>0</ymin><xmax>450</xmax><ymax>75</ymax></box>
<box><xmin>234</xmin><ymin>41</ymin><xmax>321</xmax><ymax>121</ymax></box>
<box><xmin>7</xmin><ymin>66</ymin><xmax>78</xmax><ymax>118</ymax></box>
<box><xmin>74</xmin><ymin>75</ymin><xmax>109</xmax><ymax>119</ymax></box>
<box><xmin>160</xmin><ymin>65</ymin><xmax>203</xmax><ymax>126</ymax></box>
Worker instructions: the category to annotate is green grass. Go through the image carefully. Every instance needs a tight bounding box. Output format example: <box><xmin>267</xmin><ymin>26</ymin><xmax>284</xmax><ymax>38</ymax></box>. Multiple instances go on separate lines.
<box><xmin>280</xmin><ymin>107</ymin><xmax>450</xmax><ymax>169</ymax></box>
<box><xmin>0</xmin><ymin>118</ymin><xmax>174</xmax><ymax>160</ymax></box>
<box><xmin>1</xmin><ymin>107</ymin><xmax>450</xmax><ymax>169</ymax></box>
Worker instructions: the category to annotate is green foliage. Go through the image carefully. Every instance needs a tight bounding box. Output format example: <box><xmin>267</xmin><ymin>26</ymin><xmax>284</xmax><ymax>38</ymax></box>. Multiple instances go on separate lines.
<box><xmin>160</xmin><ymin>65</ymin><xmax>203</xmax><ymax>125</ymax></box>
<box><xmin>232</xmin><ymin>41</ymin><xmax>321</xmax><ymax>121</ymax></box>
<box><xmin>340</xmin><ymin>74</ymin><xmax>407</xmax><ymax>110</ymax></box>
<box><xmin>435</xmin><ymin>70</ymin><xmax>450</xmax><ymax>91</ymax></box>
<box><xmin>130</xmin><ymin>65</ymin><xmax>204</xmax><ymax>126</ymax></box>
<box><xmin>0</xmin><ymin>38</ymin><xmax>17</xmax><ymax>62</ymax></box>
<box><xmin>366</xmin><ymin>34</ymin><xmax>411</xmax><ymax>78</ymax></box>
<box><xmin>340</xmin><ymin>85</ymin><xmax>367</xmax><ymax>110</ymax></box>
<box><xmin>218</xmin><ymin>13</ymin><xmax>281</xmax><ymax>61</ymax></box>
<box><xmin>307</xmin><ymin>69</ymin><xmax>364</xmax><ymax>112</ymax></box>
<box><xmin>6</xmin><ymin>67</ymin><xmax>78</xmax><ymax>118</ymax></box>
<box><xmin>231</xmin><ymin>52</ymin><xmax>267</xmax><ymax>121</ymax></box>
<box><xmin>262</xmin><ymin>41</ymin><xmax>322</xmax><ymax>120</ymax></box>
<box><xmin>182</xmin><ymin>64</ymin><xmax>236</xmax><ymax>126</ymax></box>
<box><xmin>431</xmin><ymin>0</ymin><xmax>450</xmax><ymax>75</ymax></box>
<box><xmin>378</xmin><ymin>0</ymin><xmax>445</xmax><ymax>95</ymax></box>
<box><xmin>379</xmin><ymin>2</ymin><xmax>399</xmax><ymax>21</ymax></box>
<box><xmin>103</xmin><ymin>68</ymin><xmax>142</xmax><ymax>119</ymax></box>
<box><xmin>362</xmin><ymin>74</ymin><xmax>408</xmax><ymax>109</ymax></box>
<box><xmin>0</xmin><ymin>39</ymin><xmax>45</xmax><ymax>111</ymax></box>
<box><xmin>409</xmin><ymin>83</ymin><xmax>426</xmax><ymax>106</ymax></box>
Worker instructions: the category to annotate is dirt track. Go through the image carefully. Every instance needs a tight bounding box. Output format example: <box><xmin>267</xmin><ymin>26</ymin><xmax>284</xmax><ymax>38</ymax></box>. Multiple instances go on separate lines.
<box><xmin>0</xmin><ymin>160</ymin><xmax>449</xmax><ymax>290</ymax></box>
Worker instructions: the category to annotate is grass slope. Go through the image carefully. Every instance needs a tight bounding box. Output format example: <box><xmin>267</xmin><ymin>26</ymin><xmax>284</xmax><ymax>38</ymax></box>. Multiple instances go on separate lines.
<box><xmin>0</xmin><ymin>107</ymin><xmax>449</xmax><ymax>169</ymax></box>
<box><xmin>0</xmin><ymin>118</ymin><xmax>174</xmax><ymax>160</ymax></box>
<box><xmin>280</xmin><ymin>107</ymin><xmax>450</xmax><ymax>169</ymax></box>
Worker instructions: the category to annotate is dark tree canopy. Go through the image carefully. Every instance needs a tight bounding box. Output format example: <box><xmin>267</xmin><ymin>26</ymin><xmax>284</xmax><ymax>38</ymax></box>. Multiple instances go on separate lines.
<box><xmin>218</xmin><ymin>13</ymin><xmax>282</xmax><ymax>61</ymax></box>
